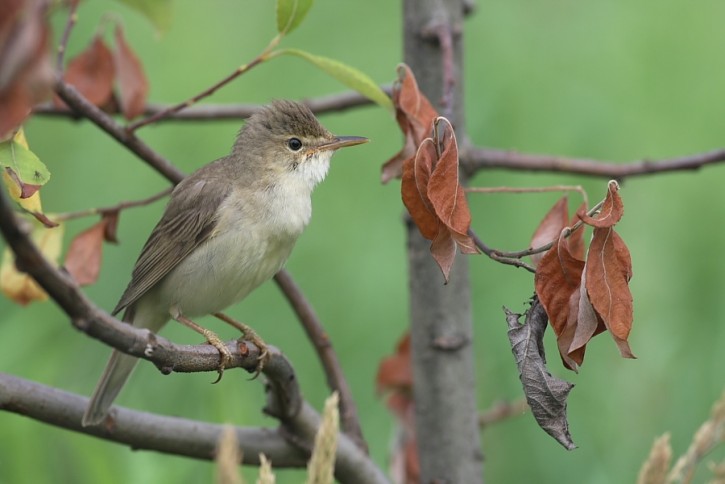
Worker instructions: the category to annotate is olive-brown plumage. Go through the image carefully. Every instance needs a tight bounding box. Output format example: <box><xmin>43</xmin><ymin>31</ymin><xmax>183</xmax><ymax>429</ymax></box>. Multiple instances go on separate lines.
<box><xmin>82</xmin><ymin>100</ymin><xmax>367</xmax><ymax>426</ymax></box>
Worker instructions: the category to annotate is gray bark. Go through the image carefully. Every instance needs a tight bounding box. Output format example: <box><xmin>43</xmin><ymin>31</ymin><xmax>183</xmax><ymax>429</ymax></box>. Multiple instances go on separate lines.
<box><xmin>403</xmin><ymin>0</ymin><xmax>484</xmax><ymax>482</ymax></box>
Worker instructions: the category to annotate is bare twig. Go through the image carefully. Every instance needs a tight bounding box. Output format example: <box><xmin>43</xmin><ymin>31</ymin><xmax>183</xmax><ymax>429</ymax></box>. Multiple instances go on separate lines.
<box><xmin>53</xmin><ymin>187</ymin><xmax>171</xmax><ymax>222</ymax></box>
<box><xmin>56</xmin><ymin>0</ymin><xmax>79</xmax><ymax>72</ymax></box>
<box><xmin>34</xmin><ymin>87</ymin><xmax>390</xmax><ymax>121</ymax></box>
<box><xmin>469</xmin><ymin>198</ymin><xmax>606</xmax><ymax>273</ymax></box>
<box><xmin>0</xmin><ymin>374</ymin><xmax>388</xmax><ymax>483</ymax></box>
<box><xmin>54</xmin><ymin>78</ymin><xmax>185</xmax><ymax>182</ymax></box>
<box><xmin>478</xmin><ymin>399</ymin><xmax>529</xmax><ymax>428</ymax></box>
<box><xmin>274</xmin><ymin>271</ymin><xmax>367</xmax><ymax>454</ymax></box>
<box><xmin>464</xmin><ymin>146</ymin><xmax>725</xmax><ymax>180</ymax></box>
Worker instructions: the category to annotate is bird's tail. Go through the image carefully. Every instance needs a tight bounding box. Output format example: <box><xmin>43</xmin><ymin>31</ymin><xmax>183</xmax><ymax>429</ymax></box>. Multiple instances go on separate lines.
<box><xmin>81</xmin><ymin>349</ymin><xmax>139</xmax><ymax>426</ymax></box>
<box><xmin>82</xmin><ymin>306</ymin><xmax>167</xmax><ymax>427</ymax></box>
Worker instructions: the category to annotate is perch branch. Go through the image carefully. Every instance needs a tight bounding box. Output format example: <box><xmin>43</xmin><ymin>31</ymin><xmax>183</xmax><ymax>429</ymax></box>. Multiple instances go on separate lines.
<box><xmin>464</xmin><ymin>146</ymin><xmax>725</xmax><ymax>179</ymax></box>
<box><xmin>274</xmin><ymin>270</ymin><xmax>367</xmax><ymax>453</ymax></box>
<box><xmin>0</xmin><ymin>374</ymin><xmax>388</xmax><ymax>483</ymax></box>
<box><xmin>34</xmin><ymin>87</ymin><xmax>390</xmax><ymax>121</ymax></box>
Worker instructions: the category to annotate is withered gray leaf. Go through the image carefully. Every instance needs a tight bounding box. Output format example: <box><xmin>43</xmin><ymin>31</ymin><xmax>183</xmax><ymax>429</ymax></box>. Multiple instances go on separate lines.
<box><xmin>504</xmin><ymin>298</ymin><xmax>577</xmax><ymax>450</ymax></box>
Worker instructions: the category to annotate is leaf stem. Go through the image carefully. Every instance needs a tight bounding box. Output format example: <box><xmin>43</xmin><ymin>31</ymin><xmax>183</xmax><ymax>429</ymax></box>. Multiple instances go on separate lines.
<box><xmin>466</xmin><ymin>184</ymin><xmax>589</xmax><ymax>208</ymax></box>
<box><xmin>52</xmin><ymin>187</ymin><xmax>171</xmax><ymax>222</ymax></box>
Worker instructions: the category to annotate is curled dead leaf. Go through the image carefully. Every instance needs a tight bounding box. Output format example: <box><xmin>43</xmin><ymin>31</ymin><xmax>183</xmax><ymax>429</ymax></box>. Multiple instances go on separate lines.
<box><xmin>0</xmin><ymin>0</ymin><xmax>53</xmax><ymax>138</ymax></box>
<box><xmin>530</xmin><ymin>196</ymin><xmax>569</xmax><ymax>267</ymax></box>
<box><xmin>585</xmin><ymin>227</ymin><xmax>635</xmax><ymax>358</ymax></box>
<box><xmin>578</xmin><ymin>180</ymin><xmax>623</xmax><ymax>228</ymax></box>
<box><xmin>58</xmin><ymin>35</ymin><xmax>115</xmax><ymax>109</ymax></box>
<box><xmin>382</xmin><ymin>64</ymin><xmax>438</xmax><ymax>183</ymax></box>
<box><xmin>113</xmin><ymin>25</ymin><xmax>148</xmax><ymax>120</ymax></box>
<box><xmin>534</xmin><ymin>229</ymin><xmax>585</xmax><ymax>370</ymax></box>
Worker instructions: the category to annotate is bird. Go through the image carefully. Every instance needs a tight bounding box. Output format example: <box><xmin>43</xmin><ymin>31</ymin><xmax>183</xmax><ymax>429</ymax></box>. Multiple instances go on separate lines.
<box><xmin>82</xmin><ymin>100</ymin><xmax>368</xmax><ymax>426</ymax></box>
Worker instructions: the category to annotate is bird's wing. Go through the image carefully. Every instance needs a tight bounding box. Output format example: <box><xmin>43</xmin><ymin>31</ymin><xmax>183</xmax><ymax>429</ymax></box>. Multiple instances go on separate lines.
<box><xmin>112</xmin><ymin>176</ymin><xmax>231</xmax><ymax>315</ymax></box>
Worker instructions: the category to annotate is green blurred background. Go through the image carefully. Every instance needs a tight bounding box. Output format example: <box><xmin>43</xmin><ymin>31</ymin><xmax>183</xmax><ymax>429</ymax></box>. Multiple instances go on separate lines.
<box><xmin>2</xmin><ymin>0</ymin><xmax>724</xmax><ymax>482</ymax></box>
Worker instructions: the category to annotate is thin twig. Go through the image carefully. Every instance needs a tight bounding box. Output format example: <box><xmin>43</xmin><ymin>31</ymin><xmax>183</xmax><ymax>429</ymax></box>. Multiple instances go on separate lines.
<box><xmin>273</xmin><ymin>271</ymin><xmax>368</xmax><ymax>454</ymax></box>
<box><xmin>464</xmin><ymin>146</ymin><xmax>725</xmax><ymax>180</ymax></box>
<box><xmin>469</xmin><ymin>199</ymin><xmax>605</xmax><ymax>273</ymax></box>
<box><xmin>127</xmin><ymin>34</ymin><xmax>283</xmax><ymax>132</ymax></box>
<box><xmin>34</xmin><ymin>87</ymin><xmax>391</xmax><ymax>121</ymax></box>
<box><xmin>478</xmin><ymin>398</ymin><xmax>529</xmax><ymax>428</ymax></box>
<box><xmin>55</xmin><ymin>0</ymin><xmax>79</xmax><ymax>72</ymax></box>
<box><xmin>52</xmin><ymin>187</ymin><xmax>171</xmax><ymax>222</ymax></box>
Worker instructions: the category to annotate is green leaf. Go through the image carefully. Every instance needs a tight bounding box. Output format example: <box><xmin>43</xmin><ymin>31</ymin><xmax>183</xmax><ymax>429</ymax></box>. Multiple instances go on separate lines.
<box><xmin>276</xmin><ymin>0</ymin><xmax>314</xmax><ymax>35</ymax></box>
<box><xmin>114</xmin><ymin>0</ymin><xmax>173</xmax><ymax>34</ymax></box>
<box><xmin>0</xmin><ymin>140</ymin><xmax>51</xmax><ymax>188</ymax></box>
<box><xmin>276</xmin><ymin>48</ymin><xmax>393</xmax><ymax>111</ymax></box>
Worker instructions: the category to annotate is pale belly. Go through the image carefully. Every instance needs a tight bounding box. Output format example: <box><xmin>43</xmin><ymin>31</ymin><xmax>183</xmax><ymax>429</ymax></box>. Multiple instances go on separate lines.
<box><xmin>153</xmin><ymin>225</ymin><xmax>297</xmax><ymax>318</ymax></box>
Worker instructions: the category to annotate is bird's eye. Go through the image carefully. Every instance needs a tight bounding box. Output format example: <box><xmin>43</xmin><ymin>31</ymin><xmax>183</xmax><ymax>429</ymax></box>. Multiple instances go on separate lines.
<box><xmin>287</xmin><ymin>138</ymin><xmax>303</xmax><ymax>151</ymax></box>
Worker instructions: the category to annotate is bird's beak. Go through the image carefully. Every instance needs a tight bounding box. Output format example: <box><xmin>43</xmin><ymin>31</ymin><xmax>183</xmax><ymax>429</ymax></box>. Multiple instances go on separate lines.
<box><xmin>317</xmin><ymin>136</ymin><xmax>369</xmax><ymax>152</ymax></box>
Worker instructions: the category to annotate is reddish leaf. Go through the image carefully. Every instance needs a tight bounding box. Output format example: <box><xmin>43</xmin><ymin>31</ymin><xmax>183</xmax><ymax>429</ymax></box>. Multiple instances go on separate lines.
<box><xmin>58</xmin><ymin>35</ymin><xmax>115</xmax><ymax>108</ymax></box>
<box><xmin>568</xmin><ymin>202</ymin><xmax>587</xmax><ymax>261</ymax></box>
<box><xmin>427</xmin><ymin>118</ymin><xmax>476</xmax><ymax>250</ymax></box>
<box><xmin>376</xmin><ymin>332</ymin><xmax>412</xmax><ymax>396</ymax></box>
<box><xmin>113</xmin><ymin>25</ymin><xmax>148</xmax><ymax>120</ymax></box>
<box><xmin>64</xmin><ymin>217</ymin><xmax>113</xmax><ymax>286</ymax></box>
<box><xmin>530</xmin><ymin>197</ymin><xmax>569</xmax><ymax>267</ymax></box>
<box><xmin>534</xmin><ymin>231</ymin><xmax>585</xmax><ymax>370</ymax></box>
<box><xmin>579</xmin><ymin>180</ymin><xmax>623</xmax><ymax>228</ymax></box>
<box><xmin>585</xmin><ymin>227</ymin><xmax>635</xmax><ymax>358</ymax></box>
<box><xmin>101</xmin><ymin>210</ymin><xmax>120</xmax><ymax>243</ymax></box>
<box><xmin>381</xmin><ymin>64</ymin><xmax>439</xmax><ymax>183</ymax></box>
<box><xmin>377</xmin><ymin>332</ymin><xmax>418</xmax><ymax>484</ymax></box>
<box><xmin>566</xmin><ymin>272</ymin><xmax>606</xmax><ymax>363</ymax></box>
<box><xmin>402</xmin><ymin>139</ymin><xmax>438</xmax><ymax>240</ymax></box>
<box><xmin>0</xmin><ymin>0</ymin><xmax>53</xmax><ymax>138</ymax></box>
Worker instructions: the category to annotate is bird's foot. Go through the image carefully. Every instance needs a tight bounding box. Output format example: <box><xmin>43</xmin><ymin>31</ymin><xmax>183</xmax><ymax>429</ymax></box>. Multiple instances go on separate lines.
<box><xmin>172</xmin><ymin>311</ymin><xmax>232</xmax><ymax>384</ymax></box>
<box><xmin>214</xmin><ymin>312</ymin><xmax>269</xmax><ymax>378</ymax></box>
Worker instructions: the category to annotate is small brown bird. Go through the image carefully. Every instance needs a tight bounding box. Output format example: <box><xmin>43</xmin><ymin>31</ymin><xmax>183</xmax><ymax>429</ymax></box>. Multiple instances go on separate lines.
<box><xmin>82</xmin><ymin>100</ymin><xmax>368</xmax><ymax>426</ymax></box>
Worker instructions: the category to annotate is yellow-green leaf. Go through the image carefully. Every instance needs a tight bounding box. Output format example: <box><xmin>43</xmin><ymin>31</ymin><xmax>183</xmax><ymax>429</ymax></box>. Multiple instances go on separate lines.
<box><xmin>276</xmin><ymin>0</ymin><xmax>314</xmax><ymax>35</ymax></box>
<box><xmin>1</xmin><ymin>220</ymin><xmax>64</xmax><ymax>305</ymax></box>
<box><xmin>114</xmin><ymin>0</ymin><xmax>172</xmax><ymax>34</ymax></box>
<box><xmin>276</xmin><ymin>48</ymin><xmax>393</xmax><ymax>111</ymax></box>
<box><xmin>0</xmin><ymin>138</ymin><xmax>51</xmax><ymax>189</ymax></box>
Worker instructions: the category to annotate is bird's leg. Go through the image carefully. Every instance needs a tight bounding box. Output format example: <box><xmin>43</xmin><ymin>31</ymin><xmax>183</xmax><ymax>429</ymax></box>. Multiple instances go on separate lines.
<box><xmin>213</xmin><ymin>312</ymin><xmax>269</xmax><ymax>377</ymax></box>
<box><xmin>170</xmin><ymin>307</ymin><xmax>232</xmax><ymax>384</ymax></box>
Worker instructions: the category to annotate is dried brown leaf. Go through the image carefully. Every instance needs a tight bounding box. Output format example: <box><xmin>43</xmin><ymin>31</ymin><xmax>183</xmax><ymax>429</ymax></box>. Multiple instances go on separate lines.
<box><xmin>534</xmin><ymin>231</ymin><xmax>585</xmax><ymax>370</ymax></box>
<box><xmin>0</xmin><ymin>0</ymin><xmax>53</xmax><ymax>138</ymax></box>
<box><xmin>530</xmin><ymin>196</ymin><xmax>569</xmax><ymax>267</ymax></box>
<box><xmin>579</xmin><ymin>180</ymin><xmax>623</xmax><ymax>228</ymax></box>
<box><xmin>59</xmin><ymin>35</ymin><xmax>115</xmax><ymax>108</ymax></box>
<box><xmin>64</xmin><ymin>217</ymin><xmax>112</xmax><ymax>286</ymax></box>
<box><xmin>427</xmin><ymin>118</ymin><xmax>476</xmax><ymax>251</ymax></box>
<box><xmin>504</xmin><ymin>300</ymin><xmax>576</xmax><ymax>450</ymax></box>
<box><xmin>401</xmin><ymin>138</ymin><xmax>438</xmax><ymax>240</ymax></box>
<box><xmin>101</xmin><ymin>210</ymin><xmax>120</xmax><ymax>243</ymax></box>
<box><xmin>113</xmin><ymin>25</ymin><xmax>148</xmax><ymax>120</ymax></box>
<box><xmin>376</xmin><ymin>332</ymin><xmax>412</xmax><ymax>396</ymax></box>
<box><xmin>569</xmin><ymin>202</ymin><xmax>587</xmax><ymax>261</ymax></box>
<box><xmin>585</xmin><ymin>227</ymin><xmax>635</xmax><ymax>358</ymax></box>
<box><xmin>381</xmin><ymin>64</ymin><xmax>438</xmax><ymax>183</ymax></box>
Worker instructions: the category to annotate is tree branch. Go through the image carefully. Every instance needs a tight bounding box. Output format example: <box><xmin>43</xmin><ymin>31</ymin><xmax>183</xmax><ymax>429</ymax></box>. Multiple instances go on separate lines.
<box><xmin>34</xmin><ymin>87</ymin><xmax>389</xmax><ymax>122</ymax></box>
<box><xmin>274</xmin><ymin>271</ymin><xmax>367</xmax><ymax>453</ymax></box>
<box><xmin>0</xmin><ymin>374</ymin><xmax>389</xmax><ymax>483</ymax></box>
<box><xmin>463</xmin><ymin>146</ymin><xmax>725</xmax><ymax>179</ymax></box>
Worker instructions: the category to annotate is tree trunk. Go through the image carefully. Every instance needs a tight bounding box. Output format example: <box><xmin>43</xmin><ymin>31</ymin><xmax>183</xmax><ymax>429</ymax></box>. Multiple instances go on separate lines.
<box><xmin>403</xmin><ymin>0</ymin><xmax>483</xmax><ymax>482</ymax></box>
